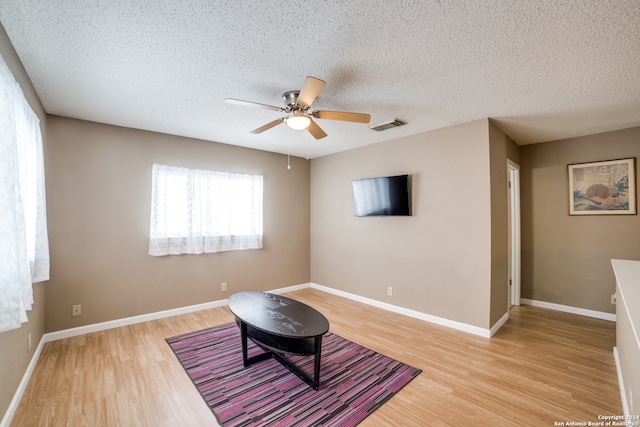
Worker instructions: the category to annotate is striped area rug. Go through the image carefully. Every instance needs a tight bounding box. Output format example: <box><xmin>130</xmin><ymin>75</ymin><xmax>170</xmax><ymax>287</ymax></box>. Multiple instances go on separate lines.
<box><xmin>166</xmin><ymin>322</ymin><xmax>421</xmax><ymax>426</ymax></box>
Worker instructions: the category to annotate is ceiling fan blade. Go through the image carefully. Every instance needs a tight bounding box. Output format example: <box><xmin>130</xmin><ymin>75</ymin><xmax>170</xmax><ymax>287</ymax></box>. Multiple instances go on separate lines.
<box><xmin>306</xmin><ymin>118</ymin><xmax>327</xmax><ymax>139</ymax></box>
<box><xmin>313</xmin><ymin>110</ymin><xmax>371</xmax><ymax>124</ymax></box>
<box><xmin>224</xmin><ymin>98</ymin><xmax>283</xmax><ymax>112</ymax></box>
<box><xmin>250</xmin><ymin>117</ymin><xmax>285</xmax><ymax>134</ymax></box>
<box><xmin>297</xmin><ymin>76</ymin><xmax>326</xmax><ymax>108</ymax></box>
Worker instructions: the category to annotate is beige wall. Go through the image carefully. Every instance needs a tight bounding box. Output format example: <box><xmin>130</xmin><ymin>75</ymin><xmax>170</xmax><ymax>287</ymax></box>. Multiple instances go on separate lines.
<box><xmin>0</xmin><ymin>24</ymin><xmax>48</xmax><ymax>421</ymax></box>
<box><xmin>520</xmin><ymin>127</ymin><xmax>640</xmax><ymax>313</ymax></box>
<box><xmin>310</xmin><ymin>119</ymin><xmax>493</xmax><ymax>329</ymax></box>
<box><xmin>44</xmin><ymin>116</ymin><xmax>310</xmax><ymax>332</ymax></box>
<box><xmin>489</xmin><ymin>121</ymin><xmax>521</xmax><ymax>326</ymax></box>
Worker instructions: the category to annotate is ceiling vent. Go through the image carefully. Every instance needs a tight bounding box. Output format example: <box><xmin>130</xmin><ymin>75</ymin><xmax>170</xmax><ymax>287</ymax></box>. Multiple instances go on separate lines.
<box><xmin>370</xmin><ymin>119</ymin><xmax>406</xmax><ymax>132</ymax></box>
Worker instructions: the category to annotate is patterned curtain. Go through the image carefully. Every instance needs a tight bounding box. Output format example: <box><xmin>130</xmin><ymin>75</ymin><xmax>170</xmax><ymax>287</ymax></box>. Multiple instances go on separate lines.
<box><xmin>149</xmin><ymin>163</ymin><xmax>263</xmax><ymax>256</ymax></box>
<box><xmin>0</xmin><ymin>55</ymin><xmax>50</xmax><ymax>333</ymax></box>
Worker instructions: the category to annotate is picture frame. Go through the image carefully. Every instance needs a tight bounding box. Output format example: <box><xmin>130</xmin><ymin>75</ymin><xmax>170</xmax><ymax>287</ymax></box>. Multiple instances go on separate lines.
<box><xmin>568</xmin><ymin>157</ymin><xmax>636</xmax><ymax>215</ymax></box>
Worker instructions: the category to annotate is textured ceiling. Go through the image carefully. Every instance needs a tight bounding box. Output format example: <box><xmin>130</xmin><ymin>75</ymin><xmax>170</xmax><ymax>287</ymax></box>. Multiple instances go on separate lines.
<box><xmin>1</xmin><ymin>1</ymin><xmax>639</xmax><ymax>159</ymax></box>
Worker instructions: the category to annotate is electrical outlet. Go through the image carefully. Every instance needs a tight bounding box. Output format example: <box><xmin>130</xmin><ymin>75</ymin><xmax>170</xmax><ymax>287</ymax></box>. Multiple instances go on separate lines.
<box><xmin>27</xmin><ymin>333</ymin><xmax>32</xmax><ymax>353</ymax></box>
<box><xmin>72</xmin><ymin>305</ymin><xmax>81</xmax><ymax>317</ymax></box>
<box><xmin>387</xmin><ymin>286</ymin><xmax>393</xmax><ymax>296</ymax></box>
<box><xmin>611</xmin><ymin>293</ymin><xmax>617</xmax><ymax>304</ymax></box>
<box><xmin>221</xmin><ymin>282</ymin><xmax>227</xmax><ymax>292</ymax></box>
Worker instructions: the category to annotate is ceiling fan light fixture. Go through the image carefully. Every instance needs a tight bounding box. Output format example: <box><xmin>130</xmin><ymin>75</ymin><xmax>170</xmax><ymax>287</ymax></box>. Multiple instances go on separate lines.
<box><xmin>286</xmin><ymin>112</ymin><xmax>311</xmax><ymax>130</ymax></box>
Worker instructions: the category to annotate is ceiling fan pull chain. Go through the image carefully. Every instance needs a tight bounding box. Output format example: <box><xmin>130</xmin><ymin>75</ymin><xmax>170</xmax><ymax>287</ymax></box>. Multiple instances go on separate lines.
<box><xmin>287</xmin><ymin>128</ymin><xmax>291</xmax><ymax>170</ymax></box>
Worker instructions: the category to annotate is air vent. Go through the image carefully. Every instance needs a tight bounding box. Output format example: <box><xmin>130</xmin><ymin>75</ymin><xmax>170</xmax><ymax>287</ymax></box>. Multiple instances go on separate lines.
<box><xmin>370</xmin><ymin>119</ymin><xmax>406</xmax><ymax>132</ymax></box>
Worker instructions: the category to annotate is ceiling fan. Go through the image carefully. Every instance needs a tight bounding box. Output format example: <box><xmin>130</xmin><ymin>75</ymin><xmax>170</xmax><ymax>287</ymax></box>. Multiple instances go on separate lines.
<box><xmin>224</xmin><ymin>76</ymin><xmax>371</xmax><ymax>140</ymax></box>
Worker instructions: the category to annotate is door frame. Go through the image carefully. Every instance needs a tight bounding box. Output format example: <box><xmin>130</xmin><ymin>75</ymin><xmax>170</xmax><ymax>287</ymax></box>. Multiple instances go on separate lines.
<box><xmin>507</xmin><ymin>159</ymin><xmax>521</xmax><ymax>307</ymax></box>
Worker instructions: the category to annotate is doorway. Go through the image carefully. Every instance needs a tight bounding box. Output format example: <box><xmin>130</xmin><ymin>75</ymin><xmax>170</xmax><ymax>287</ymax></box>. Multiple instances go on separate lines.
<box><xmin>507</xmin><ymin>160</ymin><xmax>521</xmax><ymax>308</ymax></box>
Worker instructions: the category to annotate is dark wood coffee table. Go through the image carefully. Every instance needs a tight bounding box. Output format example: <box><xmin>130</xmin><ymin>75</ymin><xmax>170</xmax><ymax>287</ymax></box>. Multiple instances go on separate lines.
<box><xmin>227</xmin><ymin>292</ymin><xmax>330</xmax><ymax>390</ymax></box>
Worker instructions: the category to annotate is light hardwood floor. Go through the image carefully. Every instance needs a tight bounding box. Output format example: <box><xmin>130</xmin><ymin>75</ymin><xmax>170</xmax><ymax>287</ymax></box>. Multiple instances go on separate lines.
<box><xmin>10</xmin><ymin>288</ymin><xmax>621</xmax><ymax>426</ymax></box>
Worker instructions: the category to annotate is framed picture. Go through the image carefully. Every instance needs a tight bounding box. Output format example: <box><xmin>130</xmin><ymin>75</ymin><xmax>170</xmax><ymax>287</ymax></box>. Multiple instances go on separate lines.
<box><xmin>568</xmin><ymin>157</ymin><xmax>636</xmax><ymax>215</ymax></box>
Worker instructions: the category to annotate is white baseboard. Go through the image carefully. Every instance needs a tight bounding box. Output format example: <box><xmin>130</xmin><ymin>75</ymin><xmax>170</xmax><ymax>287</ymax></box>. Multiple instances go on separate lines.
<box><xmin>310</xmin><ymin>283</ymin><xmax>493</xmax><ymax>338</ymax></box>
<box><xmin>613</xmin><ymin>346</ymin><xmax>630</xmax><ymax>417</ymax></box>
<box><xmin>44</xmin><ymin>281</ymin><xmax>495</xmax><ymax>342</ymax></box>
<box><xmin>520</xmin><ymin>298</ymin><xmax>616</xmax><ymax>322</ymax></box>
<box><xmin>490</xmin><ymin>311</ymin><xmax>510</xmax><ymax>337</ymax></box>
<box><xmin>268</xmin><ymin>283</ymin><xmax>311</xmax><ymax>295</ymax></box>
<box><xmin>43</xmin><ymin>283</ymin><xmax>313</xmax><ymax>343</ymax></box>
<box><xmin>37</xmin><ymin>283</ymin><xmax>309</xmax><ymax>343</ymax></box>
<box><xmin>0</xmin><ymin>335</ymin><xmax>46</xmax><ymax>427</ymax></box>
<box><xmin>43</xmin><ymin>299</ymin><xmax>230</xmax><ymax>343</ymax></box>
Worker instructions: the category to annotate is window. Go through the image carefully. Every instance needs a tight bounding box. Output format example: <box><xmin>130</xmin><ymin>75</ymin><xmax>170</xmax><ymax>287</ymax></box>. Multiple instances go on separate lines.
<box><xmin>0</xmin><ymin>55</ymin><xmax>49</xmax><ymax>333</ymax></box>
<box><xmin>149</xmin><ymin>163</ymin><xmax>263</xmax><ymax>256</ymax></box>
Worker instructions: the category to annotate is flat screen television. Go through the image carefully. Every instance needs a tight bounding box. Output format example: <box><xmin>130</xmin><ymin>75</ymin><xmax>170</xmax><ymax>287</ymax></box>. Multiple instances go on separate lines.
<box><xmin>352</xmin><ymin>174</ymin><xmax>411</xmax><ymax>217</ymax></box>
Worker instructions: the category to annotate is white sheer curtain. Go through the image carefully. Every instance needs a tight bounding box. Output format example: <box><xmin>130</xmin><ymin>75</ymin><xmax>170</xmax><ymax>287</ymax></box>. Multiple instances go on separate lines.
<box><xmin>0</xmin><ymin>55</ymin><xmax>50</xmax><ymax>333</ymax></box>
<box><xmin>149</xmin><ymin>164</ymin><xmax>263</xmax><ymax>256</ymax></box>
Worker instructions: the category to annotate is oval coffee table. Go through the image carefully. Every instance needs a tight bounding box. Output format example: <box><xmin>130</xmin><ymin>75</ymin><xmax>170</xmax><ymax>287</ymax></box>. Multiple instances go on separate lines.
<box><xmin>227</xmin><ymin>292</ymin><xmax>330</xmax><ymax>390</ymax></box>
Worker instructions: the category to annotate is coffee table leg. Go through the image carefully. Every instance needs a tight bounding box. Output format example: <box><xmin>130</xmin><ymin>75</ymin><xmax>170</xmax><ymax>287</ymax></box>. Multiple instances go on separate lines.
<box><xmin>236</xmin><ymin>320</ymin><xmax>324</xmax><ymax>390</ymax></box>
<box><xmin>240</xmin><ymin>321</ymin><xmax>249</xmax><ymax>367</ymax></box>
<box><xmin>239</xmin><ymin>321</ymin><xmax>273</xmax><ymax>367</ymax></box>
<box><xmin>313</xmin><ymin>335</ymin><xmax>323</xmax><ymax>390</ymax></box>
